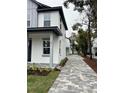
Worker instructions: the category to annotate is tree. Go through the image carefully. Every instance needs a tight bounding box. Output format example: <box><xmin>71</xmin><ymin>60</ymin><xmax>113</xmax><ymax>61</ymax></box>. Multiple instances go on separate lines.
<box><xmin>72</xmin><ymin>23</ymin><xmax>82</xmax><ymax>30</ymax></box>
<box><xmin>76</xmin><ymin>29</ymin><xmax>88</xmax><ymax>56</ymax></box>
<box><xmin>64</xmin><ymin>0</ymin><xmax>97</xmax><ymax>31</ymax></box>
<box><xmin>69</xmin><ymin>33</ymin><xmax>77</xmax><ymax>54</ymax></box>
<box><xmin>63</xmin><ymin>0</ymin><xmax>97</xmax><ymax>59</ymax></box>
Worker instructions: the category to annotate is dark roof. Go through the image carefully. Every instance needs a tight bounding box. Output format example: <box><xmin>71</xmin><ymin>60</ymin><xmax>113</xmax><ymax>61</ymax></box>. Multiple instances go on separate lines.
<box><xmin>27</xmin><ymin>26</ymin><xmax>62</xmax><ymax>36</ymax></box>
<box><xmin>31</xmin><ymin>0</ymin><xmax>51</xmax><ymax>8</ymax></box>
<box><xmin>37</xmin><ymin>6</ymin><xmax>68</xmax><ymax>30</ymax></box>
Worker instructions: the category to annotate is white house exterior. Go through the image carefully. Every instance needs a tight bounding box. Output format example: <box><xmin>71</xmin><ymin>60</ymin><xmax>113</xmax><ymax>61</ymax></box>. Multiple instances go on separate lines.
<box><xmin>65</xmin><ymin>38</ymin><xmax>72</xmax><ymax>55</ymax></box>
<box><xmin>27</xmin><ymin>0</ymin><xmax>68</xmax><ymax>68</ymax></box>
<box><xmin>92</xmin><ymin>38</ymin><xmax>97</xmax><ymax>58</ymax></box>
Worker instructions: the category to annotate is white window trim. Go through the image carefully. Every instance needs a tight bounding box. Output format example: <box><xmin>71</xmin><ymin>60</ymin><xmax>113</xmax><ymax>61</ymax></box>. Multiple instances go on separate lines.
<box><xmin>44</xmin><ymin>13</ymin><xmax>51</xmax><ymax>27</ymax></box>
<box><xmin>42</xmin><ymin>38</ymin><xmax>50</xmax><ymax>56</ymax></box>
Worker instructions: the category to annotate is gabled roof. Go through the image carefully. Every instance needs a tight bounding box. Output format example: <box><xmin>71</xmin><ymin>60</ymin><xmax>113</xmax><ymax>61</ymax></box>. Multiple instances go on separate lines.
<box><xmin>29</xmin><ymin>0</ymin><xmax>68</xmax><ymax>30</ymax></box>
<box><xmin>37</xmin><ymin>6</ymin><xmax>68</xmax><ymax>30</ymax></box>
<box><xmin>31</xmin><ymin>0</ymin><xmax>51</xmax><ymax>9</ymax></box>
<box><xmin>27</xmin><ymin>26</ymin><xmax>62</xmax><ymax>36</ymax></box>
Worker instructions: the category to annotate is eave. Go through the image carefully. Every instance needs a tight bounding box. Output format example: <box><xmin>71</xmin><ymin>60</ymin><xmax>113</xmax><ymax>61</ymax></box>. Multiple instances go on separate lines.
<box><xmin>27</xmin><ymin>26</ymin><xmax>62</xmax><ymax>36</ymax></box>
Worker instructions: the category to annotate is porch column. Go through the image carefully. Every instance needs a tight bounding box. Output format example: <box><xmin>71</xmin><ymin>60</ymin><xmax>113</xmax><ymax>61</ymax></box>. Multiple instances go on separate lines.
<box><xmin>50</xmin><ymin>33</ymin><xmax>53</xmax><ymax>68</ymax></box>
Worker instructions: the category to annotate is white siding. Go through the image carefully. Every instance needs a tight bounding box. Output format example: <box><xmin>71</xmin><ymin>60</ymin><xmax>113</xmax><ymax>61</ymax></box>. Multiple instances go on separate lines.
<box><xmin>27</xmin><ymin>0</ymin><xmax>67</xmax><ymax>66</ymax></box>
<box><xmin>28</xmin><ymin>32</ymin><xmax>66</xmax><ymax>65</ymax></box>
<box><xmin>59</xmin><ymin>15</ymin><xmax>66</xmax><ymax>60</ymax></box>
<box><xmin>37</xmin><ymin>11</ymin><xmax>67</xmax><ymax>65</ymax></box>
<box><xmin>51</xmin><ymin>12</ymin><xmax>60</xmax><ymax>27</ymax></box>
<box><xmin>53</xmin><ymin>34</ymin><xmax>59</xmax><ymax>64</ymax></box>
<box><xmin>27</xmin><ymin>0</ymin><xmax>38</xmax><ymax>27</ymax></box>
<box><xmin>38</xmin><ymin>11</ymin><xmax>60</xmax><ymax>27</ymax></box>
<box><xmin>29</xmin><ymin>32</ymin><xmax>51</xmax><ymax>63</ymax></box>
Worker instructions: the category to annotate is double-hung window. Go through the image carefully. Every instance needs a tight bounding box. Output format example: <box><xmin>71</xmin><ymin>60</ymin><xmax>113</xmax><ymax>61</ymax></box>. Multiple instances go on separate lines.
<box><xmin>44</xmin><ymin>13</ymin><xmax>50</xmax><ymax>27</ymax></box>
<box><xmin>43</xmin><ymin>38</ymin><xmax>50</xmax><ymax>54</ymax></box>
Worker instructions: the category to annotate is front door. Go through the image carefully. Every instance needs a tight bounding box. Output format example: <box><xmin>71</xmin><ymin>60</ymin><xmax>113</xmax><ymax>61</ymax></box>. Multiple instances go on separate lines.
<box><xmin>28</xmin><ymin>39</ymin><xmax>32</xmax><ymax>61</ymax></box>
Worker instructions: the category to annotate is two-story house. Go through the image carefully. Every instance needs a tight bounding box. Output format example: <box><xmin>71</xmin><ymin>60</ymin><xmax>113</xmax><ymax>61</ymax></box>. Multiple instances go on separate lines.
<box><xmin>27</xmin><ymin>0</ymin><xmax>68</xmax><ymax>68</ymax></box>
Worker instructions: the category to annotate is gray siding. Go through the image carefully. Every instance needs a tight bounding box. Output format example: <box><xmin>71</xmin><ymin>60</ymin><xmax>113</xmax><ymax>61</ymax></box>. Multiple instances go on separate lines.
<box><xmin>27</xmin><ymin>0</ymin><xmax>38</xmax><ymax>27</ymax></box>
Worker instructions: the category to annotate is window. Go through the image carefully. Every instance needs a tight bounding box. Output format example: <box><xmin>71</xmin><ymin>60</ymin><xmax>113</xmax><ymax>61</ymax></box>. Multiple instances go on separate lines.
<box><xmin>59</xmin><ymin>40</ymin><xmax>61</xmax><ymax>55</ymax></box>
<box><xmin>43</xmin><ymin>39</ymin><xmax>50</xmax><ymax>54</ymax></box>
<box><xmin>27</xmin><ymin>20</ymin><xmax>30</xmax><ymax>27</ymax></box>
<box><xmin>44</xmin><ymin>13</ymin><xmax>50</xmax><ymax>27</ymax></box>
<box><xmin>60</xmin><ymin>18</ymin><xmax>62</xmax><ymax>29</ymax></box>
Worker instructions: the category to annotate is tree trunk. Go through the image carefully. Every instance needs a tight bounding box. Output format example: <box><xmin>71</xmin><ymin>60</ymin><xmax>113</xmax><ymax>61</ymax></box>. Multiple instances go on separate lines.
<box><xmin>88</xmin><ymin>18</ymin><xmax>92</xmax><ymax>59</ymax></box>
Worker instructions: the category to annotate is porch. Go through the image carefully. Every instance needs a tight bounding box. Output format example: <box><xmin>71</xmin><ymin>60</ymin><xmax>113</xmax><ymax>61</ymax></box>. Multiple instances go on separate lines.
<box><xmin>27</xmin><ymin>26</ymin><xmax>62</xmax><ymax>68</ymax></box>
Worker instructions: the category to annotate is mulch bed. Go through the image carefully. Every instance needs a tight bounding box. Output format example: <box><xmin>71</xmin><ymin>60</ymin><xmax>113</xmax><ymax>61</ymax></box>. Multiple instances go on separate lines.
<box><xmin>27</xmin><ymin>68</ymin><xmax>51</xmax><ymax>76</ymax></box>
<box><xmin>83</xmin><ymin>56</ymin><xmax>97</xmax><ymax>73</ymax></box>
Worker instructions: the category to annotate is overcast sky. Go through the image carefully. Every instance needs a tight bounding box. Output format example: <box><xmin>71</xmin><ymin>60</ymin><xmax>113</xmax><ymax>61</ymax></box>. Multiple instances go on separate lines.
<box><xmin>37</xmin><ymin>0</ymin><xmax>82</xmax><ymax>37</ymax></box>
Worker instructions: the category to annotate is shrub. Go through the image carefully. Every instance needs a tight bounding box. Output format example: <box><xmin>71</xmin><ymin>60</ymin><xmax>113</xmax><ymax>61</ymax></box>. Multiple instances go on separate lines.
<box><xmin>59</xmin><ymin>57</ymin><xmax>68</xmax><ymax>67</ymax></box>
<box><xmin>27</xmin><ymin>64</ymin><xmax>52</xmax><ymax>76</ymax></box>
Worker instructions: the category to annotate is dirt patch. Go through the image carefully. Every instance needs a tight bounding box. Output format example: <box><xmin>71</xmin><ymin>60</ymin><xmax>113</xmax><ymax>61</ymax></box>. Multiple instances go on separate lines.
<box><xmin>83</xmin><ymin>57</ymin><xmax>97</xmax><ymax>73</ymax></box>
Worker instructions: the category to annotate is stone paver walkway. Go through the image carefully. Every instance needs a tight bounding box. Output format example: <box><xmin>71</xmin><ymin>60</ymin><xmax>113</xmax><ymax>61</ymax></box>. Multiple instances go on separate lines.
<box><xmin>48</xmin><ymin>55</ymin><xmax>97</xmax><ymax>93</ymax></box>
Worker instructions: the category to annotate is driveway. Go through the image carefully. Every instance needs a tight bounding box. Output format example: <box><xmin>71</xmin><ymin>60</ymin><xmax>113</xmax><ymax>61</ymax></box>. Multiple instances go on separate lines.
<box><xmin>48</xmin><ymin>55</ymin><xmax>97</xmax><ymax>93</ymax></box>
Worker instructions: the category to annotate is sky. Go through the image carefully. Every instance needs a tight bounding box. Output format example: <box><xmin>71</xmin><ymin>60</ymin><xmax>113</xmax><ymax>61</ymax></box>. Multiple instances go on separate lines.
<box><xmin>37</xmin><ymin>0</ymin><xmax>82</xmax><ymax>37</ymax></box>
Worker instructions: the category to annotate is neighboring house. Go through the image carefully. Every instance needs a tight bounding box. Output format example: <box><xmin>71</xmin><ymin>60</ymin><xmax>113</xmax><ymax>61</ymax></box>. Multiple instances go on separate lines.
<box><xmin>27</xmin><ymin>0</ymin><xmax>68</xmax><ymax>68</ymax></box>
<box><xmin>92</xmin><ymin>38</ymin><xmax>97</xmax><ymax>58</ymax></box>
<box><xmin>65</xmin><ymin>38</ymin><xmax>72</xmax><ymax>55</ymax></box>
<box><xmin>69</xmin><ymin>33</ymin><xmax>78</xmax><ymax>54</ymax></box>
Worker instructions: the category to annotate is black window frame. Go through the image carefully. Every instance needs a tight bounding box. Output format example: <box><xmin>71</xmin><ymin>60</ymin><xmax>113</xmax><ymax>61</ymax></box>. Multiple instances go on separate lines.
<box><xmin>44</xmin><ymin>20</ymin><xmax>50</xmax><ymax>27</ymax></box>
<box><xmin>43</xmin><ymin>38</ymin><xmax>50</xmax><ymax>55</ymax></box>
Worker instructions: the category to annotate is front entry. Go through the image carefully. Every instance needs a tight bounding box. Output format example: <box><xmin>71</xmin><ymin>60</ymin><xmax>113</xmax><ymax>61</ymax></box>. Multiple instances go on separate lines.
<box><xmin>28</xmin><ymin>39</ymin><xmax>32</xmax><ymax>62</ymax></box>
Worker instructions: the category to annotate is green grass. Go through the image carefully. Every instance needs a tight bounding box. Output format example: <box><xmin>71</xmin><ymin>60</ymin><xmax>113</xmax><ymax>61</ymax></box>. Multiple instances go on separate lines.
<box><xmin>27</xmin><ymin>70</ymin><xmax>60</xmax><ymax>93</ymax></box>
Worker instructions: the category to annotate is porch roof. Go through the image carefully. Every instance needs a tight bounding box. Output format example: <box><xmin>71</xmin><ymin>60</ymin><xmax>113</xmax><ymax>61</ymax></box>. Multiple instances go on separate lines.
<box><xmin>27</xmin><ymin>26</ymin><xmax>62</xmax><ymax>36</ymax></box>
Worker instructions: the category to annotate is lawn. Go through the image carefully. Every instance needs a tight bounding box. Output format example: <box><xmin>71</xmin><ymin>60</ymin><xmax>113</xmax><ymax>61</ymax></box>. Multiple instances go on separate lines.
<box><xmin>27</xmin><ymin>70</ymin><xmax>60</xmax><ymax>93</ymax></box>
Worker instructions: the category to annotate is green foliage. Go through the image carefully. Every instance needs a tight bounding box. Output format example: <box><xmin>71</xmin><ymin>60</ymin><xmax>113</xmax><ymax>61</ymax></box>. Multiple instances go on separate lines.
<box><xmin>43</xmin><ymin>68</ymin><xmax>52</xmax><ymax>72</ymax></box>
<box><xmin>92</xmin><ymin>31</ymin><xmax>97</xmax><ymax>38</ymax></box>
<box><xmin>76</xmin><ymin>29</ymin><xmax>88</xmax><ymax>56</ymax></box>
<box><xmin>31</xmin><ymin>63</ymin><xmax>38</xmax><ymax>71</ymax></box>
<box><xmin>63</xmin><ymin>0</ymin><xmax>97</xmax><ymax>59</ymax></box>
<box><xmin>72</xmin><ymin>23</ymin><xmax>82</xmax><ymax>30</ymax></box>
<box><xmin>27</xmin><ymin>63</ymin><xmax>38</xmax><ymax>71</ymax></box>
<box><xmin>27</xmin><ymin>64</ymin><xmax>52</xmax><ymax>75</ymax></box>
<box><xmin>59</xmin><ymin>57</ymin><xmax>68</xmax><ymax>67</ymax></box>
<box><xmin>64</xmin><ymin>0</ymin><xmax>97</xmax><ymax>31</ymax></box>
<box><xmin>69</xmin><ymin>33</ymin><xmax>77</xmax><ymax>54</ymax></box>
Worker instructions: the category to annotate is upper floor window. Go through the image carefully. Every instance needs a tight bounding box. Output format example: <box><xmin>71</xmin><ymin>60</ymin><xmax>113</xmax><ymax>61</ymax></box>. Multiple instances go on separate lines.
<box><xmin>27</xmin><ymin>20</ymin><xmax>30</xmax><ymax>27</ymax></box>
<box><xmin>44</xmin><ymin>13</ymin><xmax>50</xmax><ymax>27</ymax></box>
